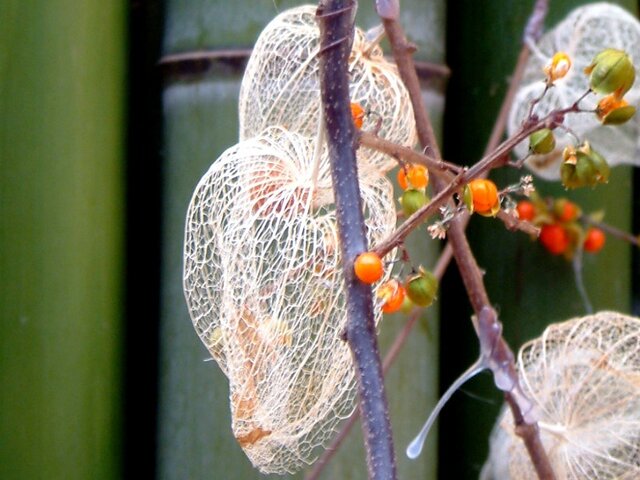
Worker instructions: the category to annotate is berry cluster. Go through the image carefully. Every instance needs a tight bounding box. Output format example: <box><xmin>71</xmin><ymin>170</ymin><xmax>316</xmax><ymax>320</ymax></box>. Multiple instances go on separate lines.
<box><xmin>516</xmin><ymin>196</ymin><xmax>606</xmax><ymax>257</ymax></box>
<box><xmin>353</xmin><ymin>252</ymin><xmax>438</xmax><ymax>315</ymax></box>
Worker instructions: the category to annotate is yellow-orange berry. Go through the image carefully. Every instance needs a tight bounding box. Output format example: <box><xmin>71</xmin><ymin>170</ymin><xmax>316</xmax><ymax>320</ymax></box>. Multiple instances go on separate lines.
<box><xmin>544</xmin><ymin>51</ymin><xmax>571</xmax><ymax>82</ymax></box>
<box><xmin>377</xmin><ymin>279</ymin><xmax>406</xmax><ymax>314</ymax></box>
<box><xmin>354</xmin><ymin>252</ymin><xmax>384</xmax><ymax>284</ymax></box>
<box><xmin>350</xmin><ymin>102</ymin><xmax>365</xmax><ymax>129</ymax></box>
<box><xmin>467</xmin><ymin>178</ymin><xmax>500</xmax><ymax>216</ymax></box>
<box><xmin>397</xmin><ymin>164</ymin><xmax>429</xmax><ymax>190</ymax></box>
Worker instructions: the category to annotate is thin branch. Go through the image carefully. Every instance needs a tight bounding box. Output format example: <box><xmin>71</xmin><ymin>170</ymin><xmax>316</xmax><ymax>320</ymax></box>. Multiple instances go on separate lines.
<box><xmin>581</xmin><ymin>216</ymin><xmax>640</xmax><ymax>247</ymax></box>
<box><xmin>364</xmin><ymin>121</ymin><xmax>542</xmax><ymax>258</ymax></box>
<box><xmin>316</xmin><ymin>2</ymin><xmax>396</xmax><ymax>479</ymax></box>
<box><xmin>158</xmin><ymin>48</ymin><xmax>252</xmax><ymax>65</ymax></box>
<box><xmin>306</xmin><ymin>306</ymin><xmax>424</xmax><ymax>480</ymax></box>
<box><xmin>381</xmin><ymin>7</ymin><xmax>556</xmax><ymax>480</ymax></box>
<box><xmin>497</xmin><ymin>209</ymin><xmax>541</xmax><ymax>237</ymax></box>
<box><xmin>359</xmin><ymin>131</ymin><xmax>449</xmax><ymax>173</ymax></box>
<box><xmin>309</xmin><ymin>1</ymin><xmax>551</xmax><ymax>477</ymax></box>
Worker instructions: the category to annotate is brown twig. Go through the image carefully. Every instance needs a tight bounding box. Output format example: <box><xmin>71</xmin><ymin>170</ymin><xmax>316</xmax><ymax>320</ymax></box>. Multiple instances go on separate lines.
<box><xmin>364</xmin><ymin>120</ymin><xmax>542</xmax><ymax>258</ymax></box>
<box><xmin>381</xmin><ymin>7</ymin><xmax>556</xmax><ymax>480</ymax></box>
<box><xmin>308</xmin><ymin>1</ymin><xmax>552</xmax><ymax>478</ymax></box>
<box><xmin>497</xmin><ymin>209</ymin><xmax>541</xmax><ymax>236</ymax></box>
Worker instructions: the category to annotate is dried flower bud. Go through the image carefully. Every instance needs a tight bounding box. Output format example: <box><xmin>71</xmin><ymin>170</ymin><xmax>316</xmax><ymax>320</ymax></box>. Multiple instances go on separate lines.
<box><xmin>584</xmin><ymin>48</ymin><xmax>635</xmax><ymax>98</ymax></box>
<box><xmin>529</xmin><ymin>128</ymin><xmax>556</xmax><ymax>154</ymax></box>
<box><xmin>596</xmin><ymin>94</ymin><xmax>636</xmax><ymax>125</ymax></box>
<box><xmin>544</xmin><ymin>51</ymin><xmax>572</xmax><ymax>82</ymax></box>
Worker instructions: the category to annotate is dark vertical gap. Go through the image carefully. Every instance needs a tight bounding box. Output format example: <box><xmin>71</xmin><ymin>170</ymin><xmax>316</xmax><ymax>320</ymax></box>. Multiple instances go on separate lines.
<box><xmin>634</xmin><ymin>0</ymin><xmax>639</xmax><ymax>315</ymax></box>
<box><xmin>635</xmin><ymin>6</ymin><xmax>639</xmax><ymax>317</ymax></box>
<box><xmin>439</xmin><ymin>2</ymin><xmax>533</xmax><ymax>478</ymax></box>
<box><xmin>124</xmin><ymin>0</ymin><xmax>164</xmax><ymax>477</ymax></box>
<box><xmin>438</xmin><ymin>4</ymin><xmax>479</xmax><ymax>479</ymax></box>
<box><xmin>633</xmin><ymin>166</ymin><xmax>639</xmax><ymax>316</ymax></box>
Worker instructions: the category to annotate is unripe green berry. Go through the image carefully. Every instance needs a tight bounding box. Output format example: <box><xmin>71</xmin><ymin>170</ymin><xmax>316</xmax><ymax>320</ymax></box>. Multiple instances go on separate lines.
<box><xmin>561</xmin><ymin>143</ymin><xmax>610</xmax><ymax>189</ymax></box>
<box><xmin>575</xmin><ymin>154</ymin><xmax>598</xmax><ymax>187</ymax></box>
<box><xmin>585</xmin><ymin>49</ymin><xmax>635</xmax><ymax>97</ymax></box>
<box><xmin>529</xmin><ymin>128</ymin><xmax>556</xmax><ymax>154</ymax></box>
<box><xmin>587</xmin><ymin>147</ymin><xmax>610</xmax><ymax>184</ymax></box>
<box><xmin>405</xmin><ymin>269</ymin><xmax>438</xmax><ymax>307</ymax></box>
<box><xmin>560</xmin><ymin>162</ymin><xmax>581</xmax><ymax>190</ymax></box>
<box><xmin>601</xmin><ymin>104</ymin><xmax>636</xmax><ymax>125</ymax></box>
<box><xmin>401</xmin><ymin>189</ymin><xmax>428</xmax><ymax>217</ymax></box>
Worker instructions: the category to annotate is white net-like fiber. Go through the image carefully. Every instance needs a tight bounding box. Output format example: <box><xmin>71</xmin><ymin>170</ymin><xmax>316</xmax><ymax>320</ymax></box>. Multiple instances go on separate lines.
<box><xmin>183</xmin><ymin>126</ymin><xmax>396</xmax><ymax>474</ymax></box>
<box><xmin>238</xmin><ymin>4</ymin><xmax>417</xmax><ymax>175</ymax></box>
<box><xmin>481</xmin><ymin>311</ymin><xmax>640</xmax><ymax>479</ymax></box>
<box><xmin>508</xmin><ymin>3</ymin><xmax>640</xmax><ymax>179</ymax></box>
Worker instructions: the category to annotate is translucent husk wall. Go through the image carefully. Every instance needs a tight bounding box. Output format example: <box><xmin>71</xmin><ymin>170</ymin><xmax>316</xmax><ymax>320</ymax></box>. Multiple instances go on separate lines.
<box><xmin>0</xmin><ymin>1</ymin><xmax>126</xmax><ymax>478</ymax></box>
<box><xmin>159</xmin><ymin>1</ymin><xmax>443</xmax><ymax>478</ymax></box>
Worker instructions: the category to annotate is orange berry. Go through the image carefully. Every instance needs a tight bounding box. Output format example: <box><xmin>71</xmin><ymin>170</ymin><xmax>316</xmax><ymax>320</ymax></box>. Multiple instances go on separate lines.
<box><xmin>398</xmin><ymin>163</ymin><xmax>429</xmax><ymax>190</ymax></box>
<box><xmin>378</xmin><ymin>279</ymin><xmax>406</xmax><ymax>314</ymax></box>
<box><xmin>397</xmin><ymin>164</ymin><xmax>429</xmax><ymax>190</ymax></box>
<box><xmin>583</xmin><ymin>227</ymin><xmax>606</xmax><ymax>253</ymax></box>
<box><xmin>468</xmin><ymin>179</ymin><xmax>500</xmax><ymax>215</ymax></box>
<box><xmin>350</xmin><ymin>102</ymin><xmax>365</xmax><ymax>129</ymax></box>
<box><xmin>554</xmin><ymin>199</ymin><xmax>579</xmax><ymax>223</ymax></box>
<box><xmin>397</xmin><ymin>168</ymin><xmax>409</xmax><ymax>190</ymax></box>
<box><xmin>408</xmin><ymin>165</ymin><xmax>428</xmax><ymax>189</ymax></box>
<box><xmin>354</xmin><ymin>252</ymin><xmax>384</xmax><ymax>284</ymax></box>
<box><xmin>539</xmin><ymin>224</ymin><xmax>569</xmax><ymax>255</ymax></box>
<box><xmin>516</xmin><ymin>200</ymin><xmax>536</xmax><ymax>222</ymax></box>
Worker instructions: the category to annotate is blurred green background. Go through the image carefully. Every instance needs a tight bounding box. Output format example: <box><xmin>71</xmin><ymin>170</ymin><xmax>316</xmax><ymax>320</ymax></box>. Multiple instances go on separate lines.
<box><xmin>0</xmin><ymin>1</ymin><xmax>637</xmax><ymax>479</ymax></box>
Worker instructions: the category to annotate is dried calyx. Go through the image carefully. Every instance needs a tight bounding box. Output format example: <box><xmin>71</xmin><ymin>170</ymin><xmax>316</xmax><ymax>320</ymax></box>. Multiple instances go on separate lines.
<box><xmin>482</xmin><ymin>311</ymin><xmax>640</xmax><ymax>479</ymax></box>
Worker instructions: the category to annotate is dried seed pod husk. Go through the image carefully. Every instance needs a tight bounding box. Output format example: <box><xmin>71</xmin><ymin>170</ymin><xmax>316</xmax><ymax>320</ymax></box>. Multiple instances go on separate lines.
<box><xmin>238</xmin><ymin>4</ymin><xmax>417</xmax><ymax>175</ymax></box>
<box><xmin>508</xmin><ymin>3</ymin><xmax>640</xmax><ymax>179</ymax></box>
<box><xmin>481</xmin><ymin>311</ymin><xmax>640</xmax><ymax>479</ymax></box>
<box><xmin>183</xmin><ymin>126</ymin><xmax>397</xmax><ymax>474</ymax></box>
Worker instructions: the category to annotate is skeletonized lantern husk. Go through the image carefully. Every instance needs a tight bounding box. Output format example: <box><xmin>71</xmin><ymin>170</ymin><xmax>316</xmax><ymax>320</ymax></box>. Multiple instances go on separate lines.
<box><xmin>183</xmin><ymin>126</ymin><xmax>396</xmax><ymax>474</ymax></box>
<box><xmin>481</xmin><ymin>311</ymin><xmax>640</xmax><ymax>479</ymax></box>
<box><xmin>508</xmin><ymin>3</ymin><xmax>640</xmax><ymax>180</ymax></box>
<box><xmin>238</xmin><ymin>4</ymin><xmax>417</xmax><ymax>175</ymax></box>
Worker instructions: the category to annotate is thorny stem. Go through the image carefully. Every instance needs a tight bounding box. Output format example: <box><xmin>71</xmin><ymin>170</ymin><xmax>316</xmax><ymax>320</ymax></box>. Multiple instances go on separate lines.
<box><xmin>309</xmin><ymin>1</ymin><xmax>552</xmax><ymax>478</ymax></box>
<box><xmin>307</xmin><ymin>253</ymin><xmax>450</xmax><ymax>480</ymax></box>
<box><xmin>316</xmin><ymin>2</ymin><xmax>397</xmax><ymax>479</ymax></box>
<box><xmin>382</xmin><ymin>7</ymin><xmax>556</xmax><ymax>480</ymax></box>
<box><xmin>360</xmin><ymin>128</ymin><xmax>543</xmax><ymax>256</ymax></box>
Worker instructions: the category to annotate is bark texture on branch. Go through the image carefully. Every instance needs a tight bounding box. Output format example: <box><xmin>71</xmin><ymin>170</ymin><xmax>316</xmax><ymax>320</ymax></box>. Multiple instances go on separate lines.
<box><xmin>316</xmin><ymin>1</ymin><xmax>397</xmax><ymax>479</ymax></box>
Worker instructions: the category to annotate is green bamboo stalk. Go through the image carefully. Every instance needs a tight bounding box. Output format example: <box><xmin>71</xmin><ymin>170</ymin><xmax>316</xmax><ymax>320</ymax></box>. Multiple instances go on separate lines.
<box><xmin>0</xmin><ymin>1</ymin><xmax>126</xmax><ymax>479</ymax></box>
